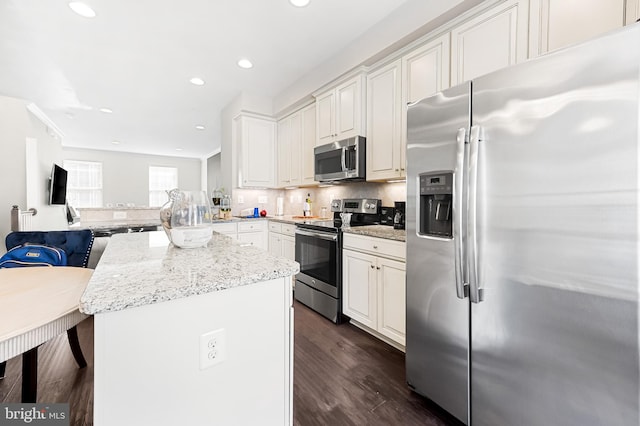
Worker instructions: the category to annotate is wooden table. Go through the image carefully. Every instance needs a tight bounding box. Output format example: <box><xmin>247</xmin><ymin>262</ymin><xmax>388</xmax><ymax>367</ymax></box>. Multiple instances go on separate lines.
<box><xmin>0</xmin><ymin>266</ymin><xmax>93</xmax><ymax>402</ymax></box>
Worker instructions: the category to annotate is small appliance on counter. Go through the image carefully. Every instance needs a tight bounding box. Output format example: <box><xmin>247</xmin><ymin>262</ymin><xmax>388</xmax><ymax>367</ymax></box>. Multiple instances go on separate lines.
<box><xmin>394</xmin><ymin>201</ymin><xmax>405</xmax><ymax>230</ymax></box>
<box><xmin>380</xmin><ymin>206</ymin><xmax>395</xmax><ymax>226</ymax></box>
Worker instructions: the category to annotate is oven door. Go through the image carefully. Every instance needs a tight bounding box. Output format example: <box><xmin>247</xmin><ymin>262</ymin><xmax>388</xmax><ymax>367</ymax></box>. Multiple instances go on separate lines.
<box><xmin>294</xmin><ymin>228</ymin><xmax>340</xmax><ymax>298</ymax></box>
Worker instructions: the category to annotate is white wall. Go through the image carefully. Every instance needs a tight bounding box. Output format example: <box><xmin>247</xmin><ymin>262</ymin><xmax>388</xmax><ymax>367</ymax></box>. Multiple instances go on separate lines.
<box><xmin>0</xmin><ymin>95</ymin><xmax>69</xmax><ymax>253</ymax></box>
<box><xmin>0</xmin><ymin>96</ymin><xmax>29</xmax><ymax>248</ymax></box>
<box><xmin>62</xmin><ymin>147</ymin><xmax>202</xmax><ymax>207</ymax></box>
<box><xmin>272</xmin><ymin>0</ymin><xmax>485</xmax><ymax>114</ymax></box>
<box><xmin>206</xmin><ymin>153</ymin><xmax>222</xmax><ymax>197</ymax></box>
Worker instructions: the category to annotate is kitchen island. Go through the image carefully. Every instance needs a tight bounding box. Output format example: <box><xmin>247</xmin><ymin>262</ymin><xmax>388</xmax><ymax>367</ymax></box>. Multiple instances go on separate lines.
<box><xmin>81</xmin><ymin>231</ymin><xmax>299</xmax><ymax>426</ymax></box>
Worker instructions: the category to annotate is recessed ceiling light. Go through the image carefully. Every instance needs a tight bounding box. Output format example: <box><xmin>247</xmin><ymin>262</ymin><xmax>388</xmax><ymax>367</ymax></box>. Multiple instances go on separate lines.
<box><xmin>65</xmin><ymin>113</ymin><xmax>74</xmax><ymax>119</ymax></box>
<box><xmin>68</xmin><ymin>2</ymin><xmax>96</xmax><ymax>18</ymax></box>
<box><xmin>195</xmin><ymin>125</ymin><xmax>205</xmax><ymax>130</ymax></box>
<box><xmin>289</xmin><ymin>0</ymin><xmax>310</xmax><ymax>7</ymax></box>
<box><xmin>99</xmin><ymin>107</ymin><xmax>113</xmax><ymax>114</ymax></box>
<box><xmin>190</xmin><ymin>77</ymin><xmax>205</xmax><ymax>86</ymax></box>
<box><xmin>175</xmin><ymin>148</ymin><xmax>183</xmax><ymax>151</ymax></box>
<box><xmin>237</xmin><ymin>58</ymin><xmax>253</xmax><ymax>69</ymax></box>
<box><xmin>111</xmin><ymin>140</ymin><xmax>120</xmax><ymax>145</ymax></box>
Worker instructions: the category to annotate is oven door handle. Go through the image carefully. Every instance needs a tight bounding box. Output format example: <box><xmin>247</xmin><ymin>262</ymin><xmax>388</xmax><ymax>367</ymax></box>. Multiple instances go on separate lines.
<box><xmin>295</xmin><ymin>229</ymin><xmax>338</xmax><ymax>241</ymax></box>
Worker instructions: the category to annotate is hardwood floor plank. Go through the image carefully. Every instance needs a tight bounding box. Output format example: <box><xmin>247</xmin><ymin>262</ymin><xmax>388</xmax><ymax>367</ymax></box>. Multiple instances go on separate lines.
<box><xmin>1</xmin><ymin>301</ymin><xmax>460</xmax><ymax>426</ymax></box>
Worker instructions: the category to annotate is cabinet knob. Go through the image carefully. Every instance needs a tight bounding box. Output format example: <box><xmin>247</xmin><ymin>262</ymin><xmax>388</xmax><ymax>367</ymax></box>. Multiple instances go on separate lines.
<box><xmin>395</xmin><ymin>169</ymin><xmax>399</xmax><ymax>172</ymax></box>
<box><xmin>373</xmin><ymin>245</ymin><xmax>378</xmax><ymax>249</ymax></box>
<box><xmin>376</xmin><ymin>266</ymin><xmax>381</xmax><ymax>270</ymax></box>
<box><xmin>370</xmin><ymin>265</ymin><xmax>375</xmax><ymax>269</ymax></box>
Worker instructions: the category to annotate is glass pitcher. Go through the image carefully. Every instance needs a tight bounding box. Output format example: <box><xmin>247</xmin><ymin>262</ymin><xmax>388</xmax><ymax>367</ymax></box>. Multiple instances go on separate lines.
<box><xmin>168</xmin><ymin>190</ymin><xmax>213</xmax><ymax>248</ymax></box>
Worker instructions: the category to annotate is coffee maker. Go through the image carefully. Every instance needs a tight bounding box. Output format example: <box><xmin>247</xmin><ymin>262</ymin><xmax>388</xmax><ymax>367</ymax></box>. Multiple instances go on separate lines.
<box><xmin>394</xmin><ymin>201</ymin><xmax>406</xmax><ymax>230</ymax></box>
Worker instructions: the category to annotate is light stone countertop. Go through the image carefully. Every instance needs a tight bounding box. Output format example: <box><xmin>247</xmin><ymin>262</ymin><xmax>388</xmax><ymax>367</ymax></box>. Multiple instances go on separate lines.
<box><xmin>70</xmin><ymin>221</ymin><xmax>161</xmax><ymax>231</ymax></box>
<box><xmin>265</xmin><ymin>215</ymin><xmax>330</xmax><ymax>225</ymax></box>
<box><xmin>79</xmin><ymin>230</ymin><xmax>299</xmax><ymax>315</ymax></box>
<box><xmin>342</xmin><ymin>225</ymin><xmax>406</xmax><ymax>242</ymax></box>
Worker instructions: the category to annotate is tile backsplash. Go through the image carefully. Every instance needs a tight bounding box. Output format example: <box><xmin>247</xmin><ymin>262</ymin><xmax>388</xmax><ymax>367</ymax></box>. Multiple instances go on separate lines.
<box><xmin>230</xmin><ymin>182</ymin><xmax>406</xmax><ymax>217</ymax></box>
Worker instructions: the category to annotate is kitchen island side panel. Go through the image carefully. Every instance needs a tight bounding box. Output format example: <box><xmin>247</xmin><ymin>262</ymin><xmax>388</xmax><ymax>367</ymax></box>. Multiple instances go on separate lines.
<box><xmin>93</xmin><ymin>277</ymin><xmax>292</xmax><ymax>426</ymax></box>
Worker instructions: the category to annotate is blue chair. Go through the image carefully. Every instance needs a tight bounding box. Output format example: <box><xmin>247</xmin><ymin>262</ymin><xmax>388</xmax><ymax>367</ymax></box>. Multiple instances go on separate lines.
<box><xmin>0</xmin><ymin>229</ymin><xmax>94</xmax><ymax>402</ymax></box>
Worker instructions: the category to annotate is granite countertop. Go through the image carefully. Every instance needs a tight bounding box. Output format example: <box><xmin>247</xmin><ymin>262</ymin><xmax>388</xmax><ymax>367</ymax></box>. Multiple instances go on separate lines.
<box><xmin>342</xmin><ymin>225</ymin><xmax>406</xmax><ymax>242</ymax></box>
<box><xmin>266</xmin><ymin>215</ymin><xmax>331</xmax><ymax>225</ymax></box>
<box><xmin>80</xmin><ymin>231</ymin><xmax>299</xmax><ymax>315</ymax></box>
<box><xmin>71</xmin><ymin>220</ymin><xmax>161</xmax><ymax>231</ymax></box>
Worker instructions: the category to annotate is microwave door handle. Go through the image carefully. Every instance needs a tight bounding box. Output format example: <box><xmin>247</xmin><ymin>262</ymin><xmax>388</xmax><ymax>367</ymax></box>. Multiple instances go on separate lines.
<box><xmin>341</xmin><ymin>148</ymin><xmax>347</xmax><ymax>172</ymax></box>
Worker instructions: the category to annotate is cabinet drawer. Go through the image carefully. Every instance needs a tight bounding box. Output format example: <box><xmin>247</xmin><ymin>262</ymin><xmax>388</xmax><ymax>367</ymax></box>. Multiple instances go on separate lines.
<box><xmin>212</xmin><ymin>222</ymin><xmax>237</xmax><ymax>234</ymax></box>
<box><xmin>268</xmin><ymin>221</ymin><xmax>282</xmax><ymax>233</ymax></box>
<box><xmin>343</xmin><ymin>233</ymin><xmax>405</xmax><ymax>261</ymax></box>
<box><xmin>281</xmin><ymin>224</ymin><xmax>296</xmax><ymax>236</ymax></box>
<box><xmin>238</xmin><ymin>221</ymin><xmax>266</xmax><ymax>233</ymax></box>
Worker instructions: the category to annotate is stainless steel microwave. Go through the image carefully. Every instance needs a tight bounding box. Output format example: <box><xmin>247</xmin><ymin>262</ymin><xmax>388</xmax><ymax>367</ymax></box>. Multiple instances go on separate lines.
<box><xmin>314</xmin><ymin>136</ymin><xmax>366</xmax><ymax>182</ymax></box>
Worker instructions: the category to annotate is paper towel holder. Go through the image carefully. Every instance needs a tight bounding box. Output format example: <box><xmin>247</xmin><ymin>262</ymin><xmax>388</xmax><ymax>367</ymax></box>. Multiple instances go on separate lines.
<box><xmin>276</xmin><ymin>197</ymin><xmax>284</xmax><ymax>216</ymax></box>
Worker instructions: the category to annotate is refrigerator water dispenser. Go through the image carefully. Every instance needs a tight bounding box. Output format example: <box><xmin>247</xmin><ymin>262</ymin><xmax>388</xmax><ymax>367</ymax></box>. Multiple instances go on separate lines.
<box><xmin>419</xmin><ymin>172</ymin><xmax>453</xmax><ymax>238</ymax></box>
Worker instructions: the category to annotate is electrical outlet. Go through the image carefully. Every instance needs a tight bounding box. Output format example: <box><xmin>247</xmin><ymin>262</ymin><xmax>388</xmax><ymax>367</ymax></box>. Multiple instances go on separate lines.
<box><xmin>258</xmin><ymin>196</ymin><xmax>267</xmax><ymax>204</ymax></box>
<box><xmin>200</xmin><ymin>329</ymin><xmax>226</xmax><ymax>370</ymax></box>
<box><xmin>237</xmin><ymin>195</ymin><xmax>244</xmax><ymax>204</ymax></box>
<box><xmin>113</xmin><ymin>211</ymin><xmax>127</xmax><ymax>220</ymax></box>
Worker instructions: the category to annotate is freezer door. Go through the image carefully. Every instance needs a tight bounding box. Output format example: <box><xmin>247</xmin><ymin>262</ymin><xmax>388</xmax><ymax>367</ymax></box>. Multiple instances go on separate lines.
<box><xmin>470</xmin><ymin>26</ymin><xmax>640</xmax><ymax>426</ymax></box>
<box><xmin>406</xmin><ymin>82</ymin><xmax>470</xmax><ymax>425</ymax></box>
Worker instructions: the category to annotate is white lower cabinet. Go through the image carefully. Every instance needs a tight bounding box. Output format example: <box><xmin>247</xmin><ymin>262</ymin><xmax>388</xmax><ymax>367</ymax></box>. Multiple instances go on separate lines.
<box><xmin>212</xmin><ymin>221</ymin><xmax>268</xmax><ymax>250</ymax></box>
<box><xmin>342</xmin><ymin>233</ymin><xmax>406</xmax><ymax>349</ymax></box>
<box><xmin>268</xmin><ymin>221</ymin><xmax>296</xmax><ymax>261</ymax></box>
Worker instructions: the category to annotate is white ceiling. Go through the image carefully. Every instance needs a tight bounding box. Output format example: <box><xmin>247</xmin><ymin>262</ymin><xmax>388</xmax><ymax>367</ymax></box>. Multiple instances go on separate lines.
<box><xmin>0</xmin><ymin>0</ymin><xmax>470</xmax><ymax>159</ymax></box>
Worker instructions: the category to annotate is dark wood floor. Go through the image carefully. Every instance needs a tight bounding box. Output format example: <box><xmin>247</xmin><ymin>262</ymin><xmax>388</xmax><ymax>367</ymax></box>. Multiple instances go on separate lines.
<box><xmin>1</xmin><ymin>302</ymin><xmax>458</xmax><ymax>425</ymax></box>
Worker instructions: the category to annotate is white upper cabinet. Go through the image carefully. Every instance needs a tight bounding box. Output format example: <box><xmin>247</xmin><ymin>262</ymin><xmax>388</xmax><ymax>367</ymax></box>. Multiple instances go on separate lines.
<box><xmin>402</xmin><ymin>33</ymin><xmax>451</xmax><ymax>105</ymax></box>
<box><xmin>529</xmin><ymin>0</ymin><xmax>635</xmax><ymax>57</ymax></box>
<box><xmin>400</xmin><ymin>33</ymin><xmax>450</xmax><ymax>175</ymax></box>
<box><xmin>366</xmin><ymin>33</ymin><xmax>450</xmax><ymax>181</ymax></box>
<box><xmin>300</xmin><ymin>103</ymin><xmax>317</xmax><ymax>185</ymax></box>
<box><xmin>451</xmin><ymin>0</ymin><xmax>530</xmax><ymax>85</ymax></box>
<box><xmin>276</xmin><ymin>103</ymin><xmax>316</xmax><ymax>188</ymax></box>
<box><xmin>234</xmin><ymin>113</ymin><xmax>276</xmax><ymax>188</ymax></box>
<box><xmin>316</xmin><ymin>74</ymin><xmax>365</xmax><ymax>146</ymax></box>
<box><xmin>366</xmin><ymin>59</ymin><xmax>403</xmax><ymax>181</ymax></box>
<box><xmin>277</xmin><ymin>111</ymin><xmax>301</xmax><ymax>187</ymax></box>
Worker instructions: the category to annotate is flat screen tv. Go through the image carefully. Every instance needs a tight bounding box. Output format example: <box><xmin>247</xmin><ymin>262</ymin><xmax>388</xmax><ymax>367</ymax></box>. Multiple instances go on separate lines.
<box><xmin>49</xmin><ymin>164</ymin><xmax>68</xmax><ymax>205</ymax></box>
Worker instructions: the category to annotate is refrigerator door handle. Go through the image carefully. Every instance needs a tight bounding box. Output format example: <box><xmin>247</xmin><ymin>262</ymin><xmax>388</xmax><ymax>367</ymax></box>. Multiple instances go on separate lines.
<box><xmin>468</xmin><ymin>125</ymin><xmax>484</xmax><ymax>303</ymax></box>
<box><xmin>454</xmin><ymin>127</ymin><xmax>468</xmax><ymax>299</ymax></box>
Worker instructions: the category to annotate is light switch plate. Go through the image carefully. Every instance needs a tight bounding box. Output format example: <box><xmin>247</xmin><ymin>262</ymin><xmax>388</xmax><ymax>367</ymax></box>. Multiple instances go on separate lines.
<box><xmin>258</xmin><ymin>196</ymin><xmax>267</xmax><ymax>204</ymax></box>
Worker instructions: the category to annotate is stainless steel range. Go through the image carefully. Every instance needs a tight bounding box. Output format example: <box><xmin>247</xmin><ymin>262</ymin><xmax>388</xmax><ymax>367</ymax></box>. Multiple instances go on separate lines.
<box><xmin>294</xmin><ymin>198</ymin><xmax>380</xmax><ymax>323</ymax></box>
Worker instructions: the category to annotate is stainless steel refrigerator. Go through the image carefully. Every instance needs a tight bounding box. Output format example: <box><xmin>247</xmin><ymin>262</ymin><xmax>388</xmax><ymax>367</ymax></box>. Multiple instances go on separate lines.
<box><xmin>406</xmin><ymin>25</ymin><xmax>640</xmax><ymax>426</ymax></box>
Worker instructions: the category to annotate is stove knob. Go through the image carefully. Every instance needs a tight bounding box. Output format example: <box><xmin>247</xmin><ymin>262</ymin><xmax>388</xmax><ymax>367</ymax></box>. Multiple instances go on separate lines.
<box><xmin>365</xmin><ymin>203</ymin><xmax>371</xmax><ymax>209</ymax></box>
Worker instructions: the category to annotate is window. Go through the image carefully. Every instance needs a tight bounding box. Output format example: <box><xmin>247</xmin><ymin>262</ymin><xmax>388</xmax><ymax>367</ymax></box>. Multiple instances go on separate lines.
<box><xmin>149</xmin><ymin>166</ymin><xmax>178</xmax><ymax>207</ymax></box>
<box><xmin>63</xmin><ymin>160</ymin><xmax>103</xmax><ymax>208</ymax></box>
